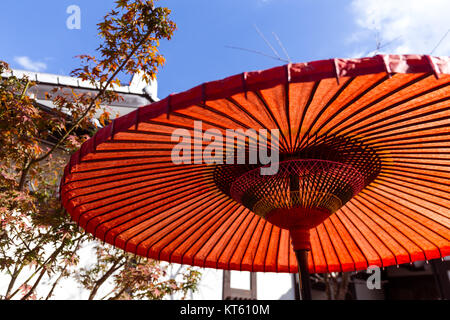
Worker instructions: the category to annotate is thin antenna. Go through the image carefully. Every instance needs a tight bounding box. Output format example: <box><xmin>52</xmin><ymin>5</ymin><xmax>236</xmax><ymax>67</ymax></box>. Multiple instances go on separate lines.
<box><xmin>254</xmin><ymin>24</ymin><xmax>281</xmax><ymax>59</ymax></box>
<box><xmin>364</xmin><ymin>36</ymin><xmax>402</xmax><ymax>57</ymax></box>
<box><xmin>430</xmin><ymin>28</ymin><xmax>450</xmax><ymax>55</ymax></box>
<box><xmin>225</xmin><ymin>45</ymin><xmax>290</xmax><ymax>63</ymax></box>
<box><xmin>272</xmin><ymin>32</ymin><xmax>292</xmax><ymax>63</ymax></box>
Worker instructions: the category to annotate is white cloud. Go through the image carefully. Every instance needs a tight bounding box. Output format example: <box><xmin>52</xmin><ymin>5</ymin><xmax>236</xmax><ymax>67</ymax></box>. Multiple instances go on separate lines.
<box><xmin>349</xmin><ymin>0</ymin><xmax>450</xmax><ymax>56</ymax></box>
<box><xmin>14</xmin><ymin>56</ymin><xmax>47</xmax><ymax>72</ymax></box>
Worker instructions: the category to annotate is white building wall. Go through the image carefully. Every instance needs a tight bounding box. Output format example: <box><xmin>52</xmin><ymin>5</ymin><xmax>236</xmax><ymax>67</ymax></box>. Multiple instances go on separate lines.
<box><xmin>189</xmin><ymin>269</ymin><xmax>223</xmax><ymax>300</ymax></box>
<box><xmin>257</xmin><ymin>272</ymin><xmax>295</xmax><ymax>300</ymax></box>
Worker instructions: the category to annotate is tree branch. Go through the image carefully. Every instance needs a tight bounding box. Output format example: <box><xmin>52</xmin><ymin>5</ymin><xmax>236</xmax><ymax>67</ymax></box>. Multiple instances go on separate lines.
<box><xmin>45</xmin><ymin>236</ymin><xmax>84</xmax><ymax>300</ymax></box>
<box><xmin>88</xmin><ymin>256</ymin><xmax>126</xmax><ymax>300</ymax></box>
<box><xmin>32</xmin><ymin>30</ymin><xmax>153</xmax><ymax>166</ymax></box>
<box><xmin>20</xmin><ymin>241</ymin><xmax>67</xmax><ymax>300</ymax></box>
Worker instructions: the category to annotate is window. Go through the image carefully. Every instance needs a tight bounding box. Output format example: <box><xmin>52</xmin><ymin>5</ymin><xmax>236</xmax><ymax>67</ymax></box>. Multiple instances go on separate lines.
<box><xmin>222</xmin><ymin>271</ymin><xmax>257</xmax><ymax>300</ymax></box>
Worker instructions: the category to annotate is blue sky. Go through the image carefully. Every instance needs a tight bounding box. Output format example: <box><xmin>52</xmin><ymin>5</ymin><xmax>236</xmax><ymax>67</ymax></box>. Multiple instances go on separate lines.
<box><xmin>1</xmin><ymin>0</ymin><xmax>449</xmax><ymax>99</ymax></box>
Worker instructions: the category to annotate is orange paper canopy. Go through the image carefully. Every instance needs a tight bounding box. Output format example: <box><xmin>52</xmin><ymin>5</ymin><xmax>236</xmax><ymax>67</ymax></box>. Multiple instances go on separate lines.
<box><xmin>61</xmin><ymin>55</ymin><xmax>450</xmax><ymax>273</ymax></box>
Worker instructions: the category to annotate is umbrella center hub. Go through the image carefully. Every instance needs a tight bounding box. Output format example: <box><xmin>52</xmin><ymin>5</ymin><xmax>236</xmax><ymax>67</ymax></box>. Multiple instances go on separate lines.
<box><xmin>228</xmin><ymin>159</ymin><xmax>371</xmax><ymax>250</ymax></box>
<box><xmin>230</xmin><ymin>159</ymin><xmax>365</xmax><ymax>226</ymax></box>
<box><xmin>213</xmin><ymin>136</ymin><xmax>382</xmax><ymax>250</ymax></box>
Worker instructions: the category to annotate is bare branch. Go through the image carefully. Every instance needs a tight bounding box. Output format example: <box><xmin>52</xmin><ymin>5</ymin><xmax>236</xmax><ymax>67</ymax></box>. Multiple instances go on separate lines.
<box><xmin>254</xmin><ymin>24</ymin><xmax>281</xmax><ymax>59</ymax></box>
<box><xmin>225</xmin><ymin>45</ymin><xmax>290</xmax><ymax>63</ymax></box>
<box><xmin>430</xmin><ymin>28</ymin><xmax>450</xmax><ymax>55</ymax></box>
<box><xmin>272</xmin><ymin>32</ymin><xmax>292</xmax><ymax>63</ymax></box>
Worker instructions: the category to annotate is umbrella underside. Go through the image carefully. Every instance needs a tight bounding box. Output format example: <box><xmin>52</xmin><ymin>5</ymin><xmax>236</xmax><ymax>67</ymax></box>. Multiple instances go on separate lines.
<box><xmin>61</xmin><ymin>55</ymin><xmax>450</xmax><ymax>273</ymax></box>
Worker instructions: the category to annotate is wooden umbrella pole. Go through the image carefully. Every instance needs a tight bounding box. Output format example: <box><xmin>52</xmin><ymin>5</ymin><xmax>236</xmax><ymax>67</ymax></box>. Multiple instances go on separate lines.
<box><xmin>295</xmin><ymin>249</ymin><xmax>312</xmax><ymax>301</ymax></box>
<box><xmin>290</xmin><ymin>173</ymin><xmax>312</xmax><ymax>300</ymax></box>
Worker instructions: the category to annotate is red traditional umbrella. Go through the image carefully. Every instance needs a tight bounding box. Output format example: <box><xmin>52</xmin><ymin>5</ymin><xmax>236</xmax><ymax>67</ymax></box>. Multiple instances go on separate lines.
<box><xmin>61</xmin><ymin>55</ymin><xmax>450</xmax><ymax>300</ymax></box>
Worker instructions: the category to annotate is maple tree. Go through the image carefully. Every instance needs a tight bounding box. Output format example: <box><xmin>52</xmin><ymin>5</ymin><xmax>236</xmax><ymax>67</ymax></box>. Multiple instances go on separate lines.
<box><xmin>0</xmin><ymin>0</ymin><xmax>201</xmax><ymax>300</ymax></box>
